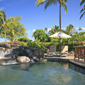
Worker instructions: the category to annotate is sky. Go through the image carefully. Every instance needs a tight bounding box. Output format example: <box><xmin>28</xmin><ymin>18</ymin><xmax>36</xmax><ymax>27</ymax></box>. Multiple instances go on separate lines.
<box><xmin>0</xmin><ymin>0</ymin><xmax>85</xmax><ymax>42</ymax></box>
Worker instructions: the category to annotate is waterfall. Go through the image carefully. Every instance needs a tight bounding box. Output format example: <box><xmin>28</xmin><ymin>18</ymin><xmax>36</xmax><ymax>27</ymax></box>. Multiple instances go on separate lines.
<box><xmin>1</xmin><ymin>59</ymin><xmax>17</xmax><ymax>65</ymax></box>
<box><xmin>0</xmin><ymin>50</ymin><xmax>5</xmax><ymax>59</ymax></box>
<box><xmin>0</xmin><ymin>48</ymin><xmax>12</xmax><ymax>59</ymax></box>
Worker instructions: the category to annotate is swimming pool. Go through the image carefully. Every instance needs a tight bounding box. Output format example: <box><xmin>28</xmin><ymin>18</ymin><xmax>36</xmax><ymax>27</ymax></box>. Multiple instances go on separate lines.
<box><xmin>0</xmin><ymin>62</ymin><xmax>85</xmax><ymax>85</ymax></box>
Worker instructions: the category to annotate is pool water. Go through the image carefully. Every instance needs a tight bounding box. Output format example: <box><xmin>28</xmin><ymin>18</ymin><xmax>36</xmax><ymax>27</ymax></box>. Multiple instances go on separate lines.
<box><xmin>0</xmin><ymin>62</ymin><xmax>85</xmax><ymax>85</ymax></box>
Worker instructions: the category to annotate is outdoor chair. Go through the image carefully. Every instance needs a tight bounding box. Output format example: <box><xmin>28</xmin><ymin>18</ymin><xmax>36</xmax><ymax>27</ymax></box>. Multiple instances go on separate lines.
<box><xmin>55</xmin><ymin>45</ymin><xmax>68</xmax><ymax>57</ymax></box>
<box><xmin>47</xmin><ymin>46</ymin><xmax>57</xmax><ymax>57</ymax></box>
<box><xmin>60</xmin><ymin>45</ymin><xmax>68</xmax><ymax>57</ymax></box>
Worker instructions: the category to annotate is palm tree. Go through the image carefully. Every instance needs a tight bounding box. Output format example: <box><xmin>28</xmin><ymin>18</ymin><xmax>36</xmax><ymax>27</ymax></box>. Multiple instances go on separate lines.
<box><xmin>36</xmin><ymin>0</ymin><xmax>68</xmax><ymax>52</ymax></box>
<box><xmin>65</xmin><ymin>24</ymin><xmax>75</xmax><ymax>36</ymax></box>
<box><xmin>78</xmin><ymin>27</ymin><xmax>82</xmax><ymax>31</ymax></box>
<box><xmin>44</xmin><ymin>27</ymin><xmax>47</xmax><ymax>32</ymax></box>
<box><xmin>36</xmin><ymin>0</ymin><xmax>68</xmax><ymax>32</ymax></box>
<box><xmin>80</xmin><ymin>0</ymin><xmax>85</xmax><ymax>19</ymax></box>
<box><xmin>36</xmin><ymin>0</ymin><xmax>68</xmax><ymax>43</ymax></box>
<box><xmin>0</xmin><ymin>10</ymin><xmax>6</xmax><ymax>43</ymax></box>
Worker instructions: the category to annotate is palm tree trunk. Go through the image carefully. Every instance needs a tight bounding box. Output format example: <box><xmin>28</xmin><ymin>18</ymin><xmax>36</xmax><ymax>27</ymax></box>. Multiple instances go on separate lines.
<box><xmin>59</xmin><ymin>3</ymin><xmax>62</xmax><ymax>54</ymax></box>
<box><xmin>4</xmin><ymin>23</ymin><xmax>6</xmax><ymax>43</ymax></box>
<box><xmin>59</xmin><ymin>3</ymin><xmax>61</xmax><ymax>32</ymax></box>
<box><xmin>5</xmin><ymin>29</ymin><xmax>6</xmax><ymax>43</ymax></box>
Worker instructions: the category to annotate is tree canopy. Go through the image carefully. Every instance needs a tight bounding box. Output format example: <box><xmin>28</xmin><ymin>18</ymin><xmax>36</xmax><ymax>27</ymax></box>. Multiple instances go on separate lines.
<box><xmin>48</xmin><ymin>25</ymin><xmax>59</xmax><ymax>35</ymax></box>
<box><xmin>32</xmin><ymin>29</ymin><xmax>50</xmax><ymax>42</ymax></box>
<box><xmin>0</xmin><ymin>10</ymin><xmax>6</xmax><ymax>42</ymax></box>
<box><xmin>0</xmin><ymin>16</ymin><xmax>27</xmax><ymax>42</ymax></box>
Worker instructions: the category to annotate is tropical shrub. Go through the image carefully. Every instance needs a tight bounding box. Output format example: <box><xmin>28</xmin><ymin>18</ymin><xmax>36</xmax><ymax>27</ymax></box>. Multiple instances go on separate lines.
<box><xmin>19</xmin><ymin>42</ymin><xmax>27</xmax><ymax>46</ymax></box>
<box><xmin>18</xmin><ymin>37</ymin><xmax>29</xmax><ymax>42</ymax></box>
<box><xmin>27</xmin><ymin>40</ymin><xmax>46</xmax><ymax>51</ymax></box>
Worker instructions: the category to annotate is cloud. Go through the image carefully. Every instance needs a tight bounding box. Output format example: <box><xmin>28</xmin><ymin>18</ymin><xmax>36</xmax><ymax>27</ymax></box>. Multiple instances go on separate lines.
<box><xmin>75</xmin><ymin>27</ymin><xmax>85</xmax><ymax>30</ymax></box>
<box><xmin>0</xmin><ymin>7</ymin><xmax>4</xmax><ymax>10</ymax></box>
<box><xmin>33</xmin><ymin>29</ymin><xmax>36</xmax><ymax>32</ymax></box>
<box><xmin>47</xmin><ymin>28</ymin><xmax>51</xmax><ymax>32</ymax></box>
<box><xmin>81</xmin><ymin>27</ymin><xmax>85</xmax><ymax>30</ymax></box>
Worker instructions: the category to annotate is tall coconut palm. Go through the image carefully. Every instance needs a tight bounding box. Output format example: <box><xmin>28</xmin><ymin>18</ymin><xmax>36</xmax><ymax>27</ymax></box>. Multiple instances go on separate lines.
<box><xmin>36</xmin><ymin>0</ymin><xmax>68</xmax><ymax>32</ymax></box>
<box><xmin>78</xmin><ymin>27</ymin><xmax>83</xmax><ymax>31</ymax></box>
<box><xmin>36</xmin><ymin>0</ymin><xmax>68</xmax><ymax>52</ymax></box>
<box><xmin>44</xmin><ymin>27</ymin><xmax>48</xmax><ymax>33</ymax></box>
<box><xmin>80</xmin><ymin>0</ymin><xmax>85</xmax><ymax>19</ymax></box>
<box><xmin>36</xmin><ymin>0</ymin><xmax>68</xmax><ymax>43</ymax></box>
<box><xmin>0</xmin><ymin>10</ymin><xmax>6</xmax><ymax>43</ymax></box>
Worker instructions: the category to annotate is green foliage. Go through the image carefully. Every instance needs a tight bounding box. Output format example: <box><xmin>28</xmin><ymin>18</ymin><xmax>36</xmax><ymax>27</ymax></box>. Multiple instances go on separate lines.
<box><xmin>50</xmin><ymin>38</ymin><xmax>59</xmax><ymax>43</ymax></box>
<box><xmin>0</xmin><ymin>10</ymin><xmax>6</xmax><ymax>42</ymax></box>
<box><xmin>19</xmin><ymin>42</ymin><xmax>27</xmax><ymax>46</ymax></box>
<box><xmin>32</xmin><ymin>29</ymin><xmax>50</xmax><ymax>42</ymax></box>
<box><xmin>0</xmin><ymin>11</ymin><xmax>27</xmax><ymax>42</ymax></box>
<box><xmin>43</xmin><ymin>42</ymin><xmax>58</xmax><ymax>48</ymax></box>
<box><xmin>69</xmin><ymin>32</ymin><xmax>85</xmax><ymax>44</ymax></box>
<box><xmin>83</xmin><ymin>44</ymin><xmax>85</xmax><ymax>46</ymax></box>
<box><xmin>0</xmin><ymin>10</ymin><xmax>6</xmax><ymax>29</ymax></box>
<box><xmin>17</xmin><ymin>37</ymin><xmax>29</xmax><ymax>42</ymax></box>
<box><xmin>36</xmin><ymin>0</ymin><xmax>68</xmax><ymax>14</ymax></box>
<box><xmin>44</xmin><ymin>27</ymin><xmax>47</xmax><ymax>32</ymax></box>
<box><xmin>80</xmin><ymin>0</ymin><xmax>85</xmax><ymax>19</ymax></box>
<box><xmin>27</xmin><ymin>40</ymin><xmax>46</xmax><ymax>51</ymax></box>
<box><xmin>78</xmin><ymin>27</ymin><xmax>83</xmax><ymax>31</ymax></box>
<box><xmin>48</xmin><ymin>25</ymin><xmax>59</xmax><ymax>35</ymax></box>
<box><xmin>65</xmin><ymin>24</ymin><xmax>75</xmax><ymax>36</ymax></box>
<box><xmin>0</xmin><ymin>16</ymin><xmax>27</xmax><ymax>42</ymax></box>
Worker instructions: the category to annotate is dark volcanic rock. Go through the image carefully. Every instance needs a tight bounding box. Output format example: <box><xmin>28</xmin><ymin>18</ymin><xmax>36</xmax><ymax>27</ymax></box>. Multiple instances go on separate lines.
<box><xmin>11</xmin><ymin>44</ymin><xmax>19</xmax><ymax>47</ymax></box>
<box><xmin>18</xmin><ymin>46</ymin><xmax>33</xmax><ymax>58</ymax></box>
<box><xmin>30</xmin><ymin>48</ymin><xmax>44</xmax><ymax>58</ymax></box>
<box><xmin>18</xmin><ymin>46</ymin><xmax>44</xmax><ymax>59</ymax></box>
<box><xmin>0</xmin><ymin>44</ymin><xmax>10</xmax><ymax>48</ymax></box>
<box><xmin>0</xmin><ymin>45</ymin><xmax>44</xmax><ymax>60</ymax></box>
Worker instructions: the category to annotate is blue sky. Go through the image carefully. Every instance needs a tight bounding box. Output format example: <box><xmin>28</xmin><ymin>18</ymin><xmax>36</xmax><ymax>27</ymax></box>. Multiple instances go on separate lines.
<box><xmin>0</xmin><ymin>0</ymin><xmax>85</xmax><ymax>42</ymax></box>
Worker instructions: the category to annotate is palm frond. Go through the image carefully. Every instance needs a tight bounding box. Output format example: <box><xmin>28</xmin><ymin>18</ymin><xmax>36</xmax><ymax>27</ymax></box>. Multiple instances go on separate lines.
<box><xmin>80</xmin><ymin>12</ymin><xmax>85</xmax><ymax>19</ymax></box>
<box><xmin>62</xmin><ymin>0</ymin><xmax>68</xmax><ymax>14</ymax></box>
<box><xmin>80</xmin><ymin>5</ymin><xmax>85</xmax><ymax>13</ymax></box>
<box><xmin>45</xmin><ymin>0</ymin><xmax>57</xmax><ymax>9</ymax></box>
<box><xmin>64</xmin><ymin>0</ymin><xmax>68</xmax><ymax>2</ymax></box>
<box><xmin>80</xmin><ymin>0</ymin><xmax>85</xmax><ymax>6</ymax></box>
<box><xmin>36</xmin><ymin>0</ymin><xmax>47</xmax><ymax>6</ymax></box>
<box><xmin>64</xmin><ymin>5</ymin><xmax>68</xmax><ymax>14</ymax></box>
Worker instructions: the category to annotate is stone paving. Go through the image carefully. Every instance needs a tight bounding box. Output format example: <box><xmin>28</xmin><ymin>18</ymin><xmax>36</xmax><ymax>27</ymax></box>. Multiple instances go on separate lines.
<box><xmin>44</xmin><ymin>53</ymin><xmax>85</xmax><ymax>68</ymax></box>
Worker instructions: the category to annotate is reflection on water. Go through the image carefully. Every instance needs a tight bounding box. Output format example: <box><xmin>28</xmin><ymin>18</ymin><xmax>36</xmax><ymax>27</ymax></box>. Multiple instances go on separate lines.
<box><xmin>59</xmin><ymin>62</ymin><xmax>85</xmax><ymax>74</ymax></box>
<box><xmin>0</xmin><ymin>62</ymin><xmax>85</xmax><ymax>85</ymax></box>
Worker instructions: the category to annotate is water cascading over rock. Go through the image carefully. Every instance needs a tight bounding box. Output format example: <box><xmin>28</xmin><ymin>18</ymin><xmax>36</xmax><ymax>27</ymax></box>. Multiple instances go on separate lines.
<box><xmin>0</xmin><ymin>44</ymin><xmax>44</xmax><ymax>65</ymax></box>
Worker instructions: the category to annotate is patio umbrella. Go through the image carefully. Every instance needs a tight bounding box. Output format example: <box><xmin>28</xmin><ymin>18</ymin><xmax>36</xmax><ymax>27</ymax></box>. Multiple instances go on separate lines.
<box><xmin>49</xmin><ymin>32</ymin><xmax>71</xmax><ymax>55</ymax></box>
<box><xmin>49</xmin><ymin>32</ymin><xmax>71</xmax><ymax>38</ymax></box>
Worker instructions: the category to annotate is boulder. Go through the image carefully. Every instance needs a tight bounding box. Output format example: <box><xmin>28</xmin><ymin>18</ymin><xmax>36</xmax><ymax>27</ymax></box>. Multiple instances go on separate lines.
<box><xmin>17</xmin><ymin>56</ymin><xmax>30</xmax><ymax>63</ymax></box>
<box><xmin>18</xmin><ymin>46</ymin><xmax>33</xmax><ymax>58</ymax></box>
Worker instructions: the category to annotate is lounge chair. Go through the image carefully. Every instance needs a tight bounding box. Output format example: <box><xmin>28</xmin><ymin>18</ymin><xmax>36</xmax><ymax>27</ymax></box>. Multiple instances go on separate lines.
<box><xmin>55</xmin><ymin>45</ymin><xmax>68</xmax><ymax>57</ymax></box>
<box><xmin>47</xmin><ymin>46</ymin><xmax>57</xmax><ymax>57</ymax></box>
<box><xmin>60</xmin><ymin>45</ymin><xmax>68</xmax><ymax>57</ymax></box>
<box><xmin>47</xmin><ymin>45</ymin><xmax>68</xmax><ymax>57</ymax></box>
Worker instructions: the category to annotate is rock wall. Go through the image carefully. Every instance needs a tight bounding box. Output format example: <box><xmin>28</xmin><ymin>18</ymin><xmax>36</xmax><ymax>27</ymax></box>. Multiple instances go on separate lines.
<box><xmin>0</xmin><ymin>44</ymin><xmax>44</xmax><ymax>59</ymax></box>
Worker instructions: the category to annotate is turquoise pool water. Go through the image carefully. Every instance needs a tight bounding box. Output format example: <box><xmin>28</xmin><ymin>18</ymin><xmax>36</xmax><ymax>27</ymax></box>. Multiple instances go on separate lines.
<box><xmin>0</xmin><ymin>62</ymin><xmax>85</xmax><ymax>85</ymax></box>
